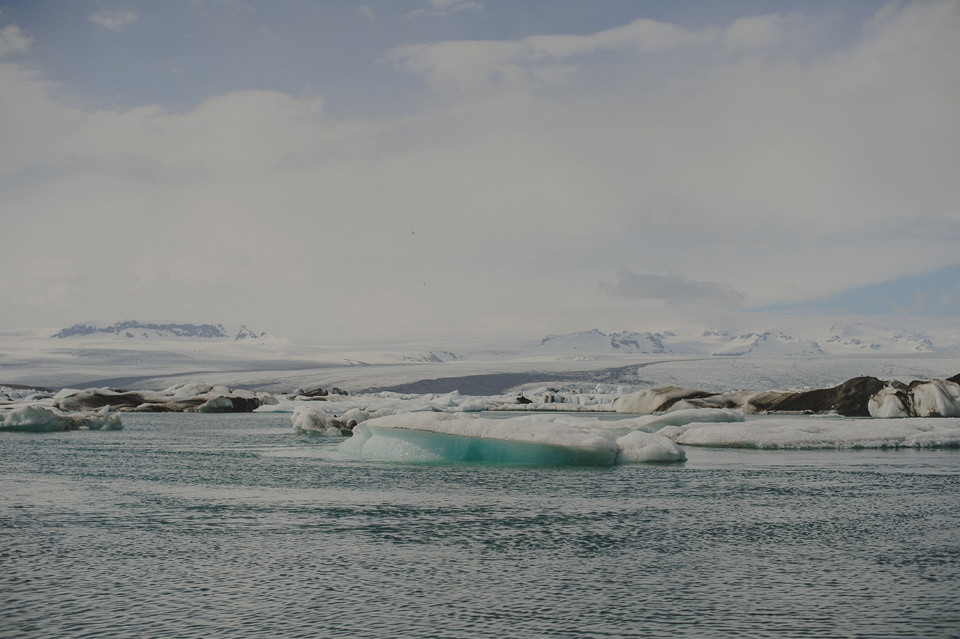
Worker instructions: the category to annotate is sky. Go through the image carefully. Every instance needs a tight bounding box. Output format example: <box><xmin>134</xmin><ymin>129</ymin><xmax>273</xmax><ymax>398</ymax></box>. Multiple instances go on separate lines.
<box><xmin>0</xmin><ymin>0</ymin><xmax>958</xmax><ymax>344</ymax></box>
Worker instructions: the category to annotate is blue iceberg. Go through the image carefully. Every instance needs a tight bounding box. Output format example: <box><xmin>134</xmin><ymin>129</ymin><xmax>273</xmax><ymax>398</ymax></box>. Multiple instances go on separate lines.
<box><xmin>338</xmin><ymin>412</ymin><xmax>686</xmax><ymax>466</ymax></box>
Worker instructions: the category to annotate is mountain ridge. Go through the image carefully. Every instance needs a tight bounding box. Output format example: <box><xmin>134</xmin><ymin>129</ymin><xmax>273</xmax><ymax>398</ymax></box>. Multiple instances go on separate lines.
<box><xmin>53</xmin><ymin>321</ymin><xmax>267</xmax><ymax>342</ymax></box>
<box><xmin>42</xmin><ymin>320</ymin><xmax>959</xmax><ymax>357</ymax></box>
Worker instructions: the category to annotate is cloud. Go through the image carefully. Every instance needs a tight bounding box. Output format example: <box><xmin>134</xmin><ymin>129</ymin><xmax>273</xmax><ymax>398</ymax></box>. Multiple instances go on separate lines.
<box><xmin>357</xmin><ymin>6</ymin><xmax>374</xmax><ymax>20</ymax></box>
<box><xmin>429</xmin><ymin>0</ymin><xmax>482</xmax><ymax>10</ymax></box>
<box><xmin>407</xmin><ymin>0</ymin><xmax>483</xmax><ymax>18</ymax></box>
<box><xmin>0</xmin><ymin>24</ymin><xmax>32</xmax><ymax>57</ymax></box>
<box><xmin>1</xmin><ymin>2</ymin><xmax>959</xmax><ymax>341</ymax></box>
<box><xmin>603</xmin><ymin>271</ymin><xmax>745</xmax><ymax>308</ymax></box>
<box><xmin>390</xmin><ymin>12</ymin><xmax>827</xmax><ymax>94</ymax></box>
<box><xmin>0</xmin><ymin>73</ymin><xmax>334</xmax><ymax>176</ymax></box>
<box><xmin>389</xmin><ymin>17</ymin><xmax>714</xmax><ymax>93</ymax></box>
<box><xmin>525</xmin><ymin>18</ymin><xmax>713</xmax><ymax>59</ymax></box>
<box><xmin>89</xmin><ymin>10</ymin><xmax>138</xmax><ymax>32</ymax></box>
<box><xmin>720</xmin><ymin>14</ymin><xmax>794</xmax><ymax>50</ymax></box>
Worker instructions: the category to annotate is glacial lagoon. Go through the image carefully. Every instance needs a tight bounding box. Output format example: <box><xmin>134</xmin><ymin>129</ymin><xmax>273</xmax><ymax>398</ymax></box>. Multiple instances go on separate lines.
<box><xmin>2</xmin><ymin>412</ymin><xmax>958</xmax><ymax>638</ymax></box>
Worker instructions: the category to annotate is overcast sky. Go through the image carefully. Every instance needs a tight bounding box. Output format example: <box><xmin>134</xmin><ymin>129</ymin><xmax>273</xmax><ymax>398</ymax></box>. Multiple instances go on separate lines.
<box><xmin>1</xmin><ymin>1</ymin><xmax>958</xmax><ymax>343</ymax></box>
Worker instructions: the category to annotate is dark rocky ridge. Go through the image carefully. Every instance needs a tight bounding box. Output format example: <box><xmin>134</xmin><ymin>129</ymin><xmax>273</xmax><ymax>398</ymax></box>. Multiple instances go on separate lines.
<box><xmin>53</xmin><ymin>321</ymin><xmax>265</xmax><ymax>341</ymax></box>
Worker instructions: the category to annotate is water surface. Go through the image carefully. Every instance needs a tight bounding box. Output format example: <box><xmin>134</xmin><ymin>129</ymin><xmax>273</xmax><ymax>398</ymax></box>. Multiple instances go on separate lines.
<box><xmin>2</xmin><ymin>413</ymin><xmax>958</xmax><ymax>638</ymax></box>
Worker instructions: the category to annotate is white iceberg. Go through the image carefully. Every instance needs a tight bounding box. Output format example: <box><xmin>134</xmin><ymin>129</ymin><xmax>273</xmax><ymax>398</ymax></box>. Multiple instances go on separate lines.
<box><xmin>292</xmin><ymin>404</ymin><xmax>365</xmax><ymax>436</ymax></box>
<box><xmin>867</xmin><ymin>380</ymin><xmax>960</xmax><ymax>418</ymax></box>
<box><xmin>911</xmin><ymin>380</ymin><xmax>960</xmax><ymax>417</ymax></box>
<box><xmin>0</xmin><ymin>405</ymin><xmax>122</xmax><ymax>432</ymax></box>
<box><xmin>615</xmin><ymin>431</ymin><xmax>687</xmax><ymax>463</ymax></box>
<box><xmin>0</xmin><ymin>405</ymin><xmax>69</xmax><ymax>432</ymax></box>
<box><xmin>867</xmin><ymin>386</ymin><xmax>912</xmax><ymax>418</ymax></box>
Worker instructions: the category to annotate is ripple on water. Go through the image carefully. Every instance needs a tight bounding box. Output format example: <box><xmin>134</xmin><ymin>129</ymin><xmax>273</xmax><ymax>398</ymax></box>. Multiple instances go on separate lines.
<box><xmin>1</xmin><ymin>414</ymin><xmax>959</xmax><ymax>638</ymax></box>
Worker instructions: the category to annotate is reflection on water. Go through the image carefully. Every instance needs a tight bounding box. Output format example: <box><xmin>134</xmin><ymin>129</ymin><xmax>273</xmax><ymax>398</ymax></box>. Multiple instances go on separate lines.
<box><xmin>1</xmin><ymin>413</ymin><xmax>958</xmax><ymax>638</ymax></box>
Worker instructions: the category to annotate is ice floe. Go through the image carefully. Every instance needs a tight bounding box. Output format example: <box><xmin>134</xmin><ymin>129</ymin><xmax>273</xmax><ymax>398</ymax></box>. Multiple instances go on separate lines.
<box><xmin>660</xmin><ymin>417</ymin><xmax>960</xmax><ymax>449</ymax></box>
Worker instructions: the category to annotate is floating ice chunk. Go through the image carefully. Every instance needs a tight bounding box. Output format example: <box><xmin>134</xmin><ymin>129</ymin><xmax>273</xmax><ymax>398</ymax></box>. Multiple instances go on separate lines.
<box><xmin>868</xmin><ymin>387</ymin><xmax>911</xmax><ymax>418</ymax></box>
<box><xmin>0</xmin><ymin>405</ymin><xmax>69</xmax><ymax>432</ymax></box>
<box><xmin>1</xmin><ymin>386</ymin><xmax>52</xmax><ymax>402</ymax></box>
<box><xmin>0</xmin><ymin>405</ymin><xmax>122</xmax><ymax>432</ymax></box>
<box><xmin>338</xmin><ymin>412</ymin><xmax>685</xmax><ymax>465</ymax></box>
<box><xmin>341</xmin><ymin>420</ymin><xmax>618</xmax><ymax>466</ymax></box>
<box><xmin>292</xmin><ymin>404</ymin><xmax>357</xmax><ymax>436</ymax></box>
<box><xmin>615</xmin><ymin>431</ymin><xmax>686</xmax><ymax>463</ymax></box>
<box><xmin>624</xmin><ymin>408</ymin><xmax>744</xmax><ymax>432</ymax></box>
<box><xmin>73</xmin><ymin>407</ymin><xmax>123</xmax><ymax>430</ymax></box>
<box><xmin>197</xmin><ymin>397</ymin><xmax>235</xmax><ymax>413</ymax></box>
<box><xmin>911</xmin><ymin>380</ymin><xmax>960</xmax><ymax>417</ymax></box>
<box><xmin>663</xmin><ymin>417</ymin><xmax>960</xmax><ymax>449</ymax></box>
<box><xmin>613</xmin><ymin>386</ymin><xmax>714</xmax><ymax>414</ymax></box>
<box><xmin>867</xmin><ymin>380</ymin><xmax>960</xmax><ymax>418</ymax></box>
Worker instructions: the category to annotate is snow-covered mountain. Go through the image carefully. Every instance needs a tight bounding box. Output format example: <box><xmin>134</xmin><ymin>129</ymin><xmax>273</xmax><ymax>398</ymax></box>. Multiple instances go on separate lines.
<box><xmin>707</xmin><ymin>331</ymin><xmax>825</xmax><ymax>357</ymax></box>
<box><xmin>53</xmin><ymin>321</ymin><xmax>269</xmax><ymax>342</ymax></box>
<box><xmin>824</xmin><ymin>322</ymin><xmax>937</xmax><ymax>353</ymax></box>
<box><xmin>395</xmin><ymin>351</ymin><xmax>464</xmax><ymax>363</ymax></box>
<box><xmin>38</xmin><ymin>320</ymin><xmax>957</xmax><ymax>361</ymax></box>
<box><xmin>533</xmin><ymin>325</ymin><xmax>954</xmax><ymax>358</ymax></box>
<box><xmin>538</xmin><ymin>329</ymin><xmax>670</xmax><ymax>355</ymax></box>
<box><xmin>536</xmin><ymin>329</ymin><xmax>824</xmax><ymax>357</ymax></box>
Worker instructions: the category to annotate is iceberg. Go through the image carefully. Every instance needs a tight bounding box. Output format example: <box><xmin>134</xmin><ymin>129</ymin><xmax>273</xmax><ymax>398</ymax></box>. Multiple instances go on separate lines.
<box><xmin>292</xmin><ymin>404</ymin><xmax>363</xmax><ymax>436</ymax></box>
<box><xmin>611</xmin><ymin>408</ymin><xmax>745</xmax><ymax>433</ymax></box>
<box><xmin>910</xmin><ymin>380</ymin><xmax>960</xmax><ymax>417</ymax></box>
<box><xmin>867</xmin><ymin>386</ymin><xmax>912</xmax><ymax>418</ymax></box>
<box><xmin>0</xmin><ymin>405</ymin><xmax>69</xmax><ymax>432</ymax></box>
<box><xmin>338</xmin><ymin>412</ymin><xmax>686</xmax><ymax>466</ymax></box>
<box><xmin>0</xmin><ymin>405</ymin><xmax>122</xmax><ymax>432</ymax></box>
<box><xmin>53</xmin><ymin>383</ymin><xmax>268</xmax><ymax>413</ymax></box>
<box><xmin>867</xmin><ymin>379</ymin><xmax>960</xmax><ymax>418</ymax></box>
<box><xmin>614</xmin><ymin>376</ymin><xmax>960</xmax><ymax>418</ymax></box>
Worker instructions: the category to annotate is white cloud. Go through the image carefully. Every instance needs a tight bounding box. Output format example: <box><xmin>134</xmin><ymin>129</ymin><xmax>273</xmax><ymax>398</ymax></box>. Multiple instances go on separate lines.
<box><xmin>0</xmin><ymin>24</ymin><xmax>32</xmax><ymax>57</ymax></box>
<box><xmin>430</xmin><ymin>0</ymin><xmax>482</xmax><ymax>10</ymax></box>
<box><xmin>526</xmin><ymin>18</ymin><xmax>714</xmax><ymax>59</ymax></box>
<box><xmin>389</xmin><ymin>18</ymin><xmax>715</xmax><ymax>94</ymax></box>
<box><xmin>89</xmin><ymin>10</ymin><xmax>138</xmax><ymax>32</ymax></box>
<box><xmin>720</xmin><ymin>14</ymin><xmax>791</xmax><ymax>50</ymax></box>
<box><xmin>407</xmin><ymin>0</ymin><xmax>483</xmax><ymax>18</ymax></box>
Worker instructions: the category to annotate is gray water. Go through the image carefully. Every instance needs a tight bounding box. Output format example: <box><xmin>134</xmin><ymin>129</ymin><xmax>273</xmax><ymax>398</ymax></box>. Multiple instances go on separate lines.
<box><xmin>1</xmin><ymin>412</ymin><xmax>958</xmax><ymax>638</ymax></box>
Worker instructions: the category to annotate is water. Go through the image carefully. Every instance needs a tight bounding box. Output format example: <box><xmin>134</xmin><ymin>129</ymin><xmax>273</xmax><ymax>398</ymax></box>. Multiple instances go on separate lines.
<box><xmin>2</xmin><ymin>412</ymin><xmax>958</xmax><ymax>638</ymax></box>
